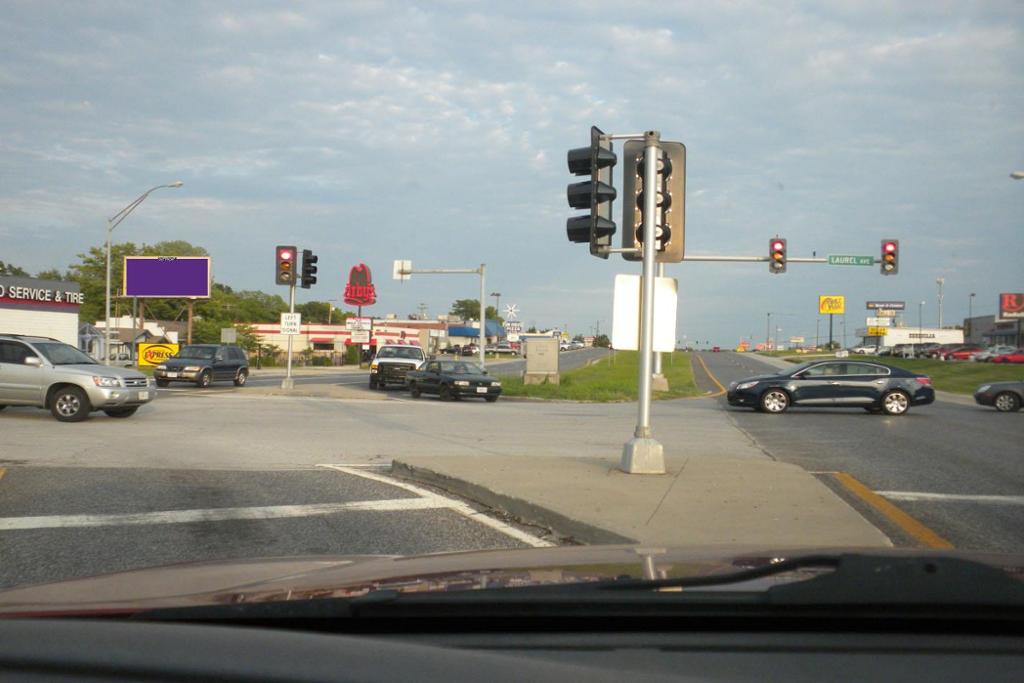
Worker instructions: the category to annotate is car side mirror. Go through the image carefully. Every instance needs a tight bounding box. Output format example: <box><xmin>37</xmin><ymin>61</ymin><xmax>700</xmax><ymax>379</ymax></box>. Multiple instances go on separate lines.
<box><xmin>24</xmin><ymin>356</ymin><xmax>42</xmax><ymax>367</ymax></box>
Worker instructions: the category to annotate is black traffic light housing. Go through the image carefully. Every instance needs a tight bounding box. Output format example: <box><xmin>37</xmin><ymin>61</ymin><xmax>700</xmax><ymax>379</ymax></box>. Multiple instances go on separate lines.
<box><xmin>881</xmin><ymin>239</ymin><xmax>898</xmax><ymax>275</ymax></box>
<box><xmin>566</xmin><ymin>125</ymin><xmax>617</xmax><ymax>258</ymax></box>
<box><xmin>769</xmin><ymin>238</ymin><xmax>787</xmax><ymax>274</ymax></box>
<box><xmin>300</xmin><ymin>249</ymin><xmax>318</xmax><ymax>289</ymax></box>
<box><xmin>275</xmin><ymin>245</ymin><xmax>297</xmax><ymax>285</ymax></box>
<box><xmin>621</xmin><ymin>140</ymin><xmax>686</xmax><ymax>263</ymax></box>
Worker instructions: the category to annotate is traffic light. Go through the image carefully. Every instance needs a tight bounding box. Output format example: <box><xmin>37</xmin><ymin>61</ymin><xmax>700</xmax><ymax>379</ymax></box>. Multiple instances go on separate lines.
<box><xmin>769</xmin><ymin>238</ymin><xmax>787</xmax><ymax>274</ymax></box>
<box><xmin>880</xmin><ymin>239</ymin><xmax>899</xmax><ymax>275</ymax></box>
<box><xmin>566</xmin><ymin>125</ymin><xmax>616</xmax><ymax>258</ymax></box>
<box><xmin>621</xmin><ymin>141</ymin><xmax>686</xmax><ymax>263</ymax></box>
<box><xmin>300</xmin><ymin>249</ymin><xmax>318</xmax><ymax>289</ymax></box>
<box><xmin>275</xmin><ymin>245</ymin><xmax>297</xmax><ymax>285</ymax></box>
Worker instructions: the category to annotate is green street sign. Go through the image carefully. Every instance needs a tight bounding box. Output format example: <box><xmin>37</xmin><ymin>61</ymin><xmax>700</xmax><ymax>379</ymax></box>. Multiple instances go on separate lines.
<box><xmin>828</xmin><ymin>254</ymin><xmax>875</xmax><ymax>266</ymax></box>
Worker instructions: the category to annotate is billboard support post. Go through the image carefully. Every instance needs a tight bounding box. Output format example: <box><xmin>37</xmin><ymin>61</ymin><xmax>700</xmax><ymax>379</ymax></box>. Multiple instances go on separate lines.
<box><xmin>282</xmin><ymin>284</ymin><xmax>296</xmax><ymax>390</ymax></box>
<box><xmin>186</xmin><ymin>300</ymin><xmax>194</xmax><ymax>344</ymax></box>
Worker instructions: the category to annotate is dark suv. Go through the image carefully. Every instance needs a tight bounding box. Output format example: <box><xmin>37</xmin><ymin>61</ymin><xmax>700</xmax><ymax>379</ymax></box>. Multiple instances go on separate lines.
<box><xmin>153</xmin><ymin>344</ymin><xmax>249</xmax><ymax>388</ymax></box>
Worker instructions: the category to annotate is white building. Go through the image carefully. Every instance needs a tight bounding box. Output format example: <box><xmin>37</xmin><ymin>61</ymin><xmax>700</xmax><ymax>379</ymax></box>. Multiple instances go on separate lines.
<box><xmin>0</xmin><ymin>275</ymin><xmax>83</xmax><ymax>345</ymax></box>
<box><xmin>855</xmin><ymin>326</ymin><xmax>963</xmax><ymax>346</ymax></box>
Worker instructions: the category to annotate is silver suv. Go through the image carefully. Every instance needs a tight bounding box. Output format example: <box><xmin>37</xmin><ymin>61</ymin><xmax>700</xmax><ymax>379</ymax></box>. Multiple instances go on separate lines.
<box><xmin>0</xmin><ymin>334</ymin><xmax>154</xmax><ymax>422</ymax></box>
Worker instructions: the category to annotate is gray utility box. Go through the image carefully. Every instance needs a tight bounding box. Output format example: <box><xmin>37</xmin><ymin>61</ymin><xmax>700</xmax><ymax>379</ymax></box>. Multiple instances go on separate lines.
<box><xmin>523</xmin><ymin>337</ymin><xmax>560</xmax><ymax>385</ymax></box>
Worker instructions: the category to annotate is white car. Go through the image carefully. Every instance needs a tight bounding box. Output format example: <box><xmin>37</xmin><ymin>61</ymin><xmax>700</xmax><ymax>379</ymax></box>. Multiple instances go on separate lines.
<box><xmin>848</xmin><ymin>345</ymin><xmax>878</xmax><ymax>354</ymax></box>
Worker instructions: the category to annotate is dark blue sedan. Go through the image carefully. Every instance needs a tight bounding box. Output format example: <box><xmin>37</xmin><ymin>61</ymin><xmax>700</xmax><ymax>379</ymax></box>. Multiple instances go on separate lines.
<box><xmin>727</xmin><ymin>360</ymin><xmax>934</xmax><ymax>415</ymax></box>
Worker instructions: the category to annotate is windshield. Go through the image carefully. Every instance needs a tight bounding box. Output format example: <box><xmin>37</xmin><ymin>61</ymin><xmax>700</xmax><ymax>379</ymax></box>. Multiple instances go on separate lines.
<box><xmin>1</xmin><ymin>3</ymin><xmax>1022</xmax><ymax>617</ymax></box>
<box><xmin>32</xmin><ymin>342</ymin><xmax>98</xmax><ymax>366</ymax></box>
<box><xmin>174</xmin><ymin>346</ymin><xmax>216</xmax><ymax>360</ymax></box>
<box><xmin>439</xmin><ymin>361</ymin><xmax>484</xmax><ymax>374</ymax></box>
<box><xmin>376</xmin><ymin>347</ymin><xmax>424</xmax><ymax>360</ymax></box>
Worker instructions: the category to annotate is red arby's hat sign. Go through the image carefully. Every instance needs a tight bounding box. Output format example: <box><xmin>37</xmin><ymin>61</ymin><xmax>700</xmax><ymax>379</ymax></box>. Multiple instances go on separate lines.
<box><xmin>344</xmin><ymin>263</ymin><xmax>376</xmax><ymax>307</ymax></box>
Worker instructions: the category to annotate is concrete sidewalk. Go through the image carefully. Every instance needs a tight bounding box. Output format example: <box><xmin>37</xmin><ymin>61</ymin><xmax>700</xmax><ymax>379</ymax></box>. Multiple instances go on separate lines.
<box><xmin>393</xmin><ymin>454</ymin><xmax>892</xmax><ymax>549</ymax></box>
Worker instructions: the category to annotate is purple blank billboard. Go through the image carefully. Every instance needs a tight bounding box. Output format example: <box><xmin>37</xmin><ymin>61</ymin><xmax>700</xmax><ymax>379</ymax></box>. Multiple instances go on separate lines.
<box><xmin>123</xmin><ymin>257</ymin><xmax>211</xmax><ymax>298</ymax></box>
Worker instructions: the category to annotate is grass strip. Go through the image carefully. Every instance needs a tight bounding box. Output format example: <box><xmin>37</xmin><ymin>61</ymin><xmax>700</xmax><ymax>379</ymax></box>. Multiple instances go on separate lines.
<box><xmin>497</xmin><ymin>350</ymin><xmax>703</xmax><ymax>401</ymax></box>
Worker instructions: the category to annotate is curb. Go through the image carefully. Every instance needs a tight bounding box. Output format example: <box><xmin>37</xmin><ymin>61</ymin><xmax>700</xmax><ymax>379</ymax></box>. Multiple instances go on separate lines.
<box><xmin>391</xmin><ymin>460</ymin><xmax>635</xmax><ymax>545</ymax></box>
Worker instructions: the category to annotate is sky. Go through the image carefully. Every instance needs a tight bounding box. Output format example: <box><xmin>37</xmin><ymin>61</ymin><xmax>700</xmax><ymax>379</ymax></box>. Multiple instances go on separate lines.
<box><xmin>2</xmin><ymin>1</ymin><xmax>1022</xmax><ymax>345</ymax></box>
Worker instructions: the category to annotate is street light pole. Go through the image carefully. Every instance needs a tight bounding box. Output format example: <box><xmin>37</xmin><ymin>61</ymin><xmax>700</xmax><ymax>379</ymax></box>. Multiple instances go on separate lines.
<box><xmin>936</xmin><ymin>277</ymin><xmax>945</xmax><ymax>329</ymax></box>
<box><xmin>919</xmin><ymin>301</ymin><xmax>925</xmax><ymax>352</ymax></box>
<box><xmin>104</xmin><ymin>181</ymin><xmax>183</xmax><ymax>365</ymax></box>
<box><xmin>968</xmin><ymin>292</ymin><xmax>976</xmax><ymax>343</ymax></box>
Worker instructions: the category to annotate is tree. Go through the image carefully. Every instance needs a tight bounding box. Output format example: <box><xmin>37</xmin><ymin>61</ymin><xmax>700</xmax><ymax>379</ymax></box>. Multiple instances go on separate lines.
<box><xmin>526</xmin><ymin>326</ymin><xmax>538</xmax><ymax>333</ymax></box>
<box><xmin>448</xmin><ymin>299</ymin><xmax>502</xmax><ymax>322</ymax></box>
<box><xmin>593</xmin><ymin>334</ymin><xmax>610</xmax><ymax>348</ymax></box>
<box><xmin>0</xmin><ymin>261</ymin><xmax>29</xmax><ymax>277</ymax></box>
<box><xmin>35</xmin><ymin>268</ymin><xmax>66</xmax><ymax>281</ymax></box>
<box><xmin>296</xmin><ymin>301</ymin><xmax>332</xmax><ymax>323</ymax></box>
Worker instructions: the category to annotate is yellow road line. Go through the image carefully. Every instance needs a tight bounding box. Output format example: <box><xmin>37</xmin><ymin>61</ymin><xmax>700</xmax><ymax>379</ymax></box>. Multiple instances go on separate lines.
<box><xmin>693</xmin><ymin>353</ymin><xmax>726</xmax><ymax>397</ymax></box>
<box><xmin>832</xmin><ymin>472</ymin><xmax>954</xmax><ymax>549</ymax></box>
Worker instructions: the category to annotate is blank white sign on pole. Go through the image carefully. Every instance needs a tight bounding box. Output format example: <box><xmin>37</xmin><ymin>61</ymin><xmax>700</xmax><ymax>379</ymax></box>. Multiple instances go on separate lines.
<box><xmin>611</xmin><ymin>274</ymin><xmax>678</xmax><ymax>352</ymax></box>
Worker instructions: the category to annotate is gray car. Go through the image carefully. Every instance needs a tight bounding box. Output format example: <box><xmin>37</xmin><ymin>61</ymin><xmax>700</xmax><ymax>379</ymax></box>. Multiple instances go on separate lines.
<box><xmin>973</xmin><ymin>381</ymin><xmax>1024</xmax><ymax>412</ymax></box>
<box><xmin>0</xmin><ymin>334</ymin><xmax>154</xmax><ymax>422</ymax></box>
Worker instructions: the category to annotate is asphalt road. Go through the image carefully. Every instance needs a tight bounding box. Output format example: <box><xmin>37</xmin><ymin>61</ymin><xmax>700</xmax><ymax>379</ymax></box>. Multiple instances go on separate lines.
<box><xmin>697</xmin><ymin>351</ymin><xmax>1024</xmax><ymax>553</ymax></box>
<box><xmin>0</xmin><ymin>464</ymin><xmax>549</xmax><ymax>590</ymax></box>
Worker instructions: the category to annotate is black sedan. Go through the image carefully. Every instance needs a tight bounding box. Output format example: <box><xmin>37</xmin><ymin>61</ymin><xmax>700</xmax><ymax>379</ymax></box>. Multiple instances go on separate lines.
<box><xmin>726</xmin><ymin>360</ymin><xmax>934</xmax><ymax>415</ymax></box>
<box><xmin>406</xmin><ymin>360</ymin><xmax>502</xmax><ymax>402</ymax></box>
<box><xmin>973</xmin><ymin>381</ymin><xmax>1023</xmax><ymax>412</ymax></box>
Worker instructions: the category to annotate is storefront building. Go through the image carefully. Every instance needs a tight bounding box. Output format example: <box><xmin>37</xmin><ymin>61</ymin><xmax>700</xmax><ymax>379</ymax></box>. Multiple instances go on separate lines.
<box><xmin>0</xmin><ymin>275</ymin><xmax>82</xmax><ymax>345</ymax></box>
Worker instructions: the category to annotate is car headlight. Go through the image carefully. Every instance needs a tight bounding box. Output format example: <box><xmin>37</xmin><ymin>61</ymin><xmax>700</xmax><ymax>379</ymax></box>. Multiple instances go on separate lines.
<box><xmin>92</xmin><ymin>376</ymin><xmax>122</xmax><ymax>387</ymax></box>
<box><xmin>491</xmin><ymin>381</ymin><xmax>501</xmax><ymax>387</ymax></box>
<box><xmin>454</xmin><ymin>380</ymin><xmax>470</xmax><ymax>386</ymax></box>
<box><xmin>156</xmin><ymin>364</ymin><xmax>167</xmax><ymax>370</ymax></box>
<box><xmin>183</xmin><ymin>365</ymin><xmax>202</xmax><ymax>372</ymax></box>
<box><xmin>978</xmin><ymin>385</ymin><xmax>991</xmax><ymax>393</ymax></box>
<box><xmin>370</xmin><ymin>362</ymin><xmax>378</xmax><ymax>370</ymax></box>
<box><xmin>736</xmin><ymin>381</ymin><xmax>759</xmax><ymax>390</ymax></box>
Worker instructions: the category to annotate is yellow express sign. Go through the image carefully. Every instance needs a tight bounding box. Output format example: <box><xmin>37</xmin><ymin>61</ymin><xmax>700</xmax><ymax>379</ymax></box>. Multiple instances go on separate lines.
<box><xmin>138</xmin><ymin>343</ymin><xmax>179</xmax><ymax>367</ymax></box>
<box><xmin>818</xmin><ymin>295</ymin><xmax>846</xmax><ymax>315</ymax></box>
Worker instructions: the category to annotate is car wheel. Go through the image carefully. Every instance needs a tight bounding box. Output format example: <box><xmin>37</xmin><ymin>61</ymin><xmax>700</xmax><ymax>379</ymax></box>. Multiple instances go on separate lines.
<box><xmin>368</xmin><ymin>377</ymin><xmax>377</xmax><ymax>390</ymax></box>
<box><xmin>882</xmin><ymin>390</ymin><xmax>910</xmax><ymax>416</ymax></box>
<box><xmin>103</xmin><ymin>407</ymin><xmax>138</xmax><ymax>418</ymax></box>
<box><xmin>155</xmin><ymin>379</ymin><xmax>169</xmax><ymax>387</ymax></box>
<box><xmin>485</xmin><ymin>395</ymin><xmax>498</xmax><ymax>403</ymax></box>
<box><xmin>234</xmin><ymin>369</ymin><xmax>248</xmax><ymax>386</ymax></box>
<box><xmin>50</xmin><ymin>386</ymin><xmax>90</xmax><ymax>422</ymax></box>
<box><xmin>197</xmin><ymin>370</ymin><xmax>212</xmax><ymax>388</ymax></box>
<box><xmin>0</xmin><ymin>405</ymin><xmax>6</xmax><ymax>411</ymax></box>
<box><xmin>439</xmin><ymin>384</ymin><xmax>453</xmax><ymax>402</ymax></box>
<box><xmin>994</xmin><ymin>392</ymin><xmax>1021</xmax><ymax>413</ymax></box>
<box><xmin>409</xmin><ymin>382</ymin><xmax>421</xmax><ymax>398</ymax></box>
<box><xmin>760</xmin><ymin>389</ymin><xmax>789</xmax><ymax>414</ymax></box>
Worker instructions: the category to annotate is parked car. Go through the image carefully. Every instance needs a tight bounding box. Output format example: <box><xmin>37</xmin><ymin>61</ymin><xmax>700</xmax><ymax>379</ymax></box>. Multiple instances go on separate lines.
<box><xmin>972</xmin><ymin>345</ymin><xmax>1017</xmax><ymax>362</ymax></box>
<box><xmin>0</xmin><ymin>333</ymin><xmax>154</xmax><ymax>422</ymax></box>
<box><xmin>875</xmin><ymin>345</ymin><xmax>893</xmax><ymax>356</ymax></box>
<box><xmin>154</xmin><ymin>344</ymin><xmax>248</xmax><ymax>388</ymax></box>
<box><xmin>848</xmin><ymin>345</ymin><xmax>877</xmax><ymax>354</ymax></box>
<box><xmin>406</xmin><ymin>359</ymin><xmax>502</xmax><ymax>402</ymax></box>
<box><xmin>924</xmin><ymin>343</ymin><xmax>961</xmax><ymax>359</ymax></box>
<box><xmin>991</xmin><ymin>349</ymin><xmax>1024</xmax><ymax>364</ymax></box>
<box><xmin>911</xmin><ymin>343</ymin><xmax>941</xmax><ymax>358</ymax></box>
<box><xmin>973</xmin><ymin>381</ymin><xmax>1024</xmax><ymax>412</ymax></box>
<box><xmin>945</xmin><ymin>346</ymin><xmax>984</xmax><ymax>361</ymax></box>
<box><xmin>369</xmin><ymin>344</ymin><xmax>426</xmax><ymax>389</ymax></box>
<box><xmin>726</xmin><ymin>359</ymin><xmax>934</xmax><ymax>415</ymax></box>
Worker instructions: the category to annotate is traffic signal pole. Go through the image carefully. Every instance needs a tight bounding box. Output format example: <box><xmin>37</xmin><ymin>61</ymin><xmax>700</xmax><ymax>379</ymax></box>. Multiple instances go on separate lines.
<box><xmin>621</xmin><ymin>130</ymin><xmax>666</xmax><ymax>475</ymax></box>
<box><xmin>282</xmin><ymin>283</ymin><xmax>295</xmax><ymax>389</ymax></box>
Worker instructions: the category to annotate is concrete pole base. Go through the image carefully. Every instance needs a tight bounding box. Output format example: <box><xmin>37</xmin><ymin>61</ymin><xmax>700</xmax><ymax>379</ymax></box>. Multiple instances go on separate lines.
<box><xmin>281</xmin><ymin>378</ymin><xmax>294</xmax><ymax>390</ymax></box>
<box><xmin>620</xmin><ymin>437</ymin><xmax>666</xmax><ymax>474</ymax></box>
<box><xmin>651</xmin><ymin>374</ymin><xmax>669</xmax><ymax>392</ymax></box>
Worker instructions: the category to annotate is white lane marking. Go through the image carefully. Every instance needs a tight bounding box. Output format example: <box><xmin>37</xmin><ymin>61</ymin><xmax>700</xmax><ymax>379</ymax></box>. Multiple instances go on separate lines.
<box><xmin>318</xmin><ymin>464</ymin><xmax>554</xmax><ymax>548</ymax></box>
<box><xmin>0</xmin><ymin>498</ymin><xmax>444</xmax><ymax>531</ymax></box>
<box><xmin>879</xmin><ymin>492</ymin><xmax>1024</xmax><ymax>506</ymax></box>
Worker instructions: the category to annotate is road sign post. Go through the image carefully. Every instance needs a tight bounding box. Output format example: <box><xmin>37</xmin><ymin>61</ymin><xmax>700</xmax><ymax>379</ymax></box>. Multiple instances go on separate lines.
<box><xmin>280</xmin><ymin>301</ymin><xmax>300</xmax><ymax>389</ymax></box>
